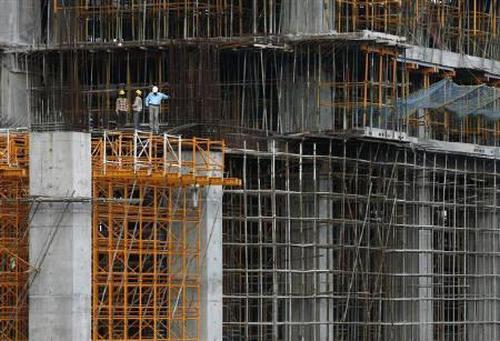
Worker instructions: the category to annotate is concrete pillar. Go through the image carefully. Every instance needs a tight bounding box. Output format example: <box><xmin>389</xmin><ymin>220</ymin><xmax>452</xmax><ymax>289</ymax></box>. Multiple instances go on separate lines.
<box><xmin>0</xmin><ymin>0</ymin><xmax>39</xmax><ymax>46</ymax></box>
<box><xmin>199</xmin><ymin>152</ymin><xmax>223</xmax><ymax>341</ymax></box>
<box><xmin>467</xmin><ymin>191</ymin><xmax>500</xmax><ymax>340</ymax></box>
<box><xmin>289</xmin><ymin>176</ymin><xmax>314</xmax><ymax>340</ymax></box>
<box><xmin>418</xmin><ymin>109</ymin><xmax>426</xmax><ymax>139</ymax></box>
<box><xmin>384</xmin><ymin>211</ymin><xmax>420</xmax><ymax>340</ymax></box>
<box><xmin>280</xmin><ymin>0</ymin><xmax>330</xmax><ymax>34</ymax></box>
<box><xmin>200</xmin><ymin>184</ymin><xmax>223</xmax><ymax>341</ymax></box>
<box><xmin>29</xmin><ymin>132</ymin><xmax>91</xmax><ymax>340</ymax></box>
<box><xmin>318</xmin><ymin>173</ymin><xmax>333</xmax><ymax>340</ymax></box>
<box><xmin>418</xmin><ymin>173</ymin><xmax>433</xmax><ymax>341</ymax></box>
<box><xmin>0</xmin><ymin>55</ymin><xmax>30</xmax><ymax>127</ymax></box>
<box><xmin>288</xmin><ymin>162</ymin><xmax>332</xmax><ymax>340</ymax></box>
<box><xmin>0</xmin><ymin>0</ymin><xmax>40</xmax><ymax>127</ymax></box>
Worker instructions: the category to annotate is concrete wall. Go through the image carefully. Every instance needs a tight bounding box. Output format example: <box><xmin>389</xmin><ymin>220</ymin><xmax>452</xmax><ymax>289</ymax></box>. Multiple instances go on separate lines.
<box><xmin>0</xmin><ymin>55</ymin><xmax>29</xmax><ymax>127</ymax></box>
<box><xmin>417</xmin><ymin>173</ymin><xmax>433</xmax><ymax>341</ymax></box>
<box><xmin>0</xmin><ymin>0</ymin><xmax>39</xmax><ymax>47</ymax></box>
<box><xmin>467</xmin><ymin>191</ymin><xmax>500</xmax><ymax>340</ymax></box>
<box><xmin>29</xmin><ymin>132</ymin><xmax>91</xmax><ymax>341</ymax></box>
<box><xmin>280</xmin><ymin>0</ymin><xmax>333</xmax><ymax>34</ymax></box>
<box><xmin>0</xmin><ymin>0</ymin><xmax>39</xmax><ymax>128</ymax></box>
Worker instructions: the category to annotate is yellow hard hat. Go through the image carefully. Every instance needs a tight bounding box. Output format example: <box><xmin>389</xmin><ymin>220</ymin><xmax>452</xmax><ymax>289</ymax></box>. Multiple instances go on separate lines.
<box><xmin>135</xmin><ymin>89</ymin><xmax>142</xmax><ymax>95</ymax></box>
<box><xmin>119</xmin><ymin>90</ymin><xmax>125</xmax><ymax>95</ymax></box>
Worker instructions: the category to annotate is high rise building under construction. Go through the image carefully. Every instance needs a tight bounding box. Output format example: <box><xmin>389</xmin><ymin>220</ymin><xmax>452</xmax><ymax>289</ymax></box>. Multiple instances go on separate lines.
<box><xmin>1</xmin><ymin>1</ymin><xmax>500</xmax><ymax>340</ymax></box>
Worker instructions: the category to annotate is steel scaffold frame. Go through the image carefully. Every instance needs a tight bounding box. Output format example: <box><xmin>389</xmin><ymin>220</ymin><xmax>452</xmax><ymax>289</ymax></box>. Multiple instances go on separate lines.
<box><xmin>223</xmin><ymin>137</ymin><xmax>500</xmax><ymax>340</ymax></box>
<box><xmin>92</xmin><ymin>130</ymin><xmax>238</xmax><ymax>340</ymax></box>
<box><xmin>0</xmin><ymin>131</ymin><xmax>29</xmax><ymax>341</ymax></box>
<box><xmin>0</xmin><ymin>130</ymin><xmax>239</xmax><ymax>340</ymax></box>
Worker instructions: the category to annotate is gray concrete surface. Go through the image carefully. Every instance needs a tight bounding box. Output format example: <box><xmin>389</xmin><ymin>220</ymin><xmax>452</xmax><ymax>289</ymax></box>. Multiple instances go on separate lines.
<box><xmin>0</xmin><ymin>55</ymin><xmax>29</xmax><ymax>127</ymax></box>
<box><xmin>0</xmin><ymin>0</ymin><xmax>39</xmax><ymax>128</ymax></box>
<box><xmin>29</xmin><ymin>132</ymin><xmax>91</xmax><ymax>341</ymax></box>
<box><xmin>418</xmin><ymin>171</ymin><xmax>433</xmax><ymax>341</ymax></box>
<box><xmin>0</xmin><ymin>0</ymin><xmax>39</xmax><ymax>47</ymax></box>
<box><xmin>402</xmin><ymin>45</ymin><xmax>500</xmax><ymax>78</ymax></box>
<box><xmin>200</xmin><ymin>152</ymin><xmax>223</xmax><ymax>341</ymax></box>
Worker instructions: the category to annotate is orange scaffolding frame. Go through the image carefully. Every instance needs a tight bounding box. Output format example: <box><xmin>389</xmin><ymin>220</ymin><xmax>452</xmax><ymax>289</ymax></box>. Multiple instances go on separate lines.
<box><xmin>91</xmin><ymin>130</ymin><xmax>238</xmax><ymax>340</ymax></box>
<box><xmin>0</xmin><ymin>131</ymin><xmax>29</xmax><ymax>341</ymax></box>
<box><xmin>0</xmin><ymin>129</ymin><xmax>239</xmax><ymax>340</ymax></box>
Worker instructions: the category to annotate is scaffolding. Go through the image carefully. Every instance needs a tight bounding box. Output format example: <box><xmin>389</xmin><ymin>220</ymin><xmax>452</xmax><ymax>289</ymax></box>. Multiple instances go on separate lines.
<box><xmin>44</xmin><ymin>1</ymin><xmax>499</xmax><ymax>59</ymax></box>
<box><xmin>22</xmin><ymin>1</ymin><xmax>498</xmax><ymax>142</ymax></box>
<box><xmin>50</xmin><ymin>0</ymin><xmax>248</xmax><ymax>43</ymax></box>
<box><xmin>91</xmin><ymin>130</ymin><xmax>238</xmax><ymax>340</ymax></box>
<box><xmin>223</xmin><ymin>137</ymin><xmax>500</xmax><ymax>340</ymax></box>
<box><xmin>0</xmin><ymin>131</ymin><xmax>29</xmax><ymax>341</ymax></box>
<box><xmin>0</xmin><ymin>130</ymin><xmax>240</xmax><ymax>340</ymax></box>
<box><xmin>2</xmin><ymin>1</ymin><xmax>500</xmax><ymax>340</ymax></box>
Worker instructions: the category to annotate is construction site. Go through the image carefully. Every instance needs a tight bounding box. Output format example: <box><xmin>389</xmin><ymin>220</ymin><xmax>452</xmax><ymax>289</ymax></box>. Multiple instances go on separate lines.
<box><xmin>1</xmin><ymin>1</ymin><xmax>500</xmax><ymax>340</ymax></box>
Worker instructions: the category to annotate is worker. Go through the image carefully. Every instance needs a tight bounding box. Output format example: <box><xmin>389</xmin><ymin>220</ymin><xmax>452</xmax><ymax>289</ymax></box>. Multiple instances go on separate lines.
<box><xmin>132</xmin><ymin>89</ymin><xmax>143</xmax><ymax>130</ymax></box>
<box><xmin>115</xmin><ymin>89</ymin><xmax>129</xmax><ymax>129</ymax></box>
<box><xmin>145</xmin><ymin>85</ymin><xmax>170</xmax><ymax>133</ymax></box>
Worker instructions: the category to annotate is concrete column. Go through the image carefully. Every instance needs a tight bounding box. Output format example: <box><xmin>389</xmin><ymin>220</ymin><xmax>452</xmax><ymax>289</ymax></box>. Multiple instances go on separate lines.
<box><xmin>288</xmin><ymin>163</ymin><xmax>332</xmax><ymax>340</ymax></box>
<box><xmin>200</xmin><ymin>184</ymin><xmax>223</xmax><ymax>341</ymax></box>
<box><xmin>0</xmin><ymin>55</ymin><xmax>29</xmax><ymax>127</ymax></box>
<box><xmin>290</xmin><ymin>174</ymin><xmax>314</xmax><ymax>340</ymax></box>
<box><xmin>384</xmin><ymin>210</ymin><xmax>420</xmax><ymax>340</ymax></box>
<box><xmin>467</xmin><ymin>191</ymin><xmax>500</xmax><ymax>340</ymax></box>
<box><xmin>0</xmin><ymin>0</ymin><xmax>39</xmax><ymax>45</ymax></box>
<box><xmin>0</xmin><ymin>0</ymin><xmax>40</xmax><ymax>127</ymax></box>
<box><xmin>318</xmin><ymin>173</ymin><xmax>333</xmax><ymax>340</ymax></box>
<box><xmin>418</xmin><ymin>173</ymin><xmax>433</xmax><ymax>341</ymax></box>
<box><xmin>418</xmin><ymin>108</ymin><xmax>427</xmax><ymax>139</ymax></box>
<box><xmin>280</xmin><ymin>0</ymin><xmax>329</xmax><ymax>34</ymax></box>
<box><xmin>29</xmin><ymin>132</ymin><xmax>91</xmax><ymax>340</ymax></box>
<box><xmin>199</xmin><ymin>152</ymin><xmax>223</xmax><ymax>341</ymax></box>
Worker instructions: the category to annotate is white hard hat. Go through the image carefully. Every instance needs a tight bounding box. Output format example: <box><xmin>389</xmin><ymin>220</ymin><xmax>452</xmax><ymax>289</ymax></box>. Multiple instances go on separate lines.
<box><xmin>152</xmin><ymin>86</ymin><xmax>159</xmax><ymax>93</ymax></box>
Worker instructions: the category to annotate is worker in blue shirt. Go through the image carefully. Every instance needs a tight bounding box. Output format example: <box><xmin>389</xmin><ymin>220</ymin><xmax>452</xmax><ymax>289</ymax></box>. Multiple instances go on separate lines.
<box><xmin>145</xmin><ymin>85</ymin><xmax>170</xmax><ymax>133</ymax></box>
